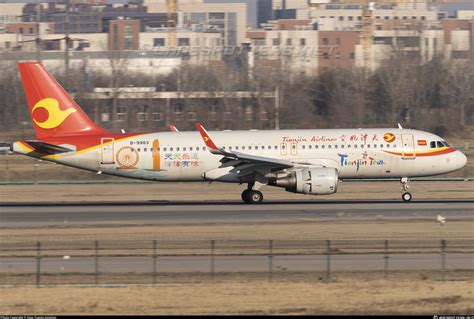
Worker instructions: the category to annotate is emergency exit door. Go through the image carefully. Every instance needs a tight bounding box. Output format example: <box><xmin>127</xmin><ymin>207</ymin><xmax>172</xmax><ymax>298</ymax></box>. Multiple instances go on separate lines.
<box><xmin>101</xmin><ymin>138</ymin><xmax>115</xmax><ymax>164</ymax></box>
<box><xmin>401</xmin><ymin>134</ymin><xmax>416</xmax><ymax>159</ymax></box>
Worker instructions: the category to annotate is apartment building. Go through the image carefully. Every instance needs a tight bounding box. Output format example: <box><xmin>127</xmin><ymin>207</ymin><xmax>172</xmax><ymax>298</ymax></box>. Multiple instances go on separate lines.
<box><xmin>145</xmin><ymin>0</ymin><xmax>247</xmax><ymax>46</ymax></box>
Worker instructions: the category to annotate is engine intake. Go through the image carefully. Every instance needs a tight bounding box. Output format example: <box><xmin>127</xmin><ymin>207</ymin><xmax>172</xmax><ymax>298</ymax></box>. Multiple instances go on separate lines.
<box><xmin>271</xmin><ymin>167</ymin><xmax>338</xmax><ymax>195</ymax></box>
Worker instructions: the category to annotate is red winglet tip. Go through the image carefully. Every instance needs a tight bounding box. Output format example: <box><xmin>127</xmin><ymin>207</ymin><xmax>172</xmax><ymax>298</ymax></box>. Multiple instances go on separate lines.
<box><xmin>195</xmin><ymin>122</ymin><xmax>218</xmax><ymax>150</ymax></box>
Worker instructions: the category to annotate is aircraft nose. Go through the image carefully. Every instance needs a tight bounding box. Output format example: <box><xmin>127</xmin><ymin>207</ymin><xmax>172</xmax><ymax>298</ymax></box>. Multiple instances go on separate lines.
<box><xmin>456</xmin><ymin>151</ymin><xmax>467</xmax><ymax>170</ymax></box>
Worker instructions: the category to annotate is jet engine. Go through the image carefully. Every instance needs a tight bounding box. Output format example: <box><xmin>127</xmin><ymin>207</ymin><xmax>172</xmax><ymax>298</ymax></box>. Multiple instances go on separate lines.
<box><xmin>270</xmin><ymin>167</ymin><xmax>338</xmax><ymax>195</ymax></box>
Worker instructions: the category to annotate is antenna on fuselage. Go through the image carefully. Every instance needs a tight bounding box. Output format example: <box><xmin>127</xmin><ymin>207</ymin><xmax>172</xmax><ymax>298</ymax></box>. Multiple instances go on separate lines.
<box><xmin>397</xmin><ymin>123</ymin><xmax>403</xmax><ymax>129</ymax></box>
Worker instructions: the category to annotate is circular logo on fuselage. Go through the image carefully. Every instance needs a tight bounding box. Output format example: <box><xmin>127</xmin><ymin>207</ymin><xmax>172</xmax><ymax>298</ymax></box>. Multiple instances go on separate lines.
<box><xmin>116</xmin><ymin>146</ymin><xmax>139</xmax><ymax>169</ymax></box>
<box><xmin>383</xmin><ymin>133</ymin><xmax>396</xmax><ymax>143</ymax></box>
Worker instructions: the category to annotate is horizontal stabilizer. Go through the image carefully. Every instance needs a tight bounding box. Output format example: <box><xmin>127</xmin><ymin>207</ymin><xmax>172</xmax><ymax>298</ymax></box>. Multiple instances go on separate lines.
<box><xmin>25</xmin><ymin>140</ymin><xmax>73</xmax><ymax>154</ymax></box>
<box><xmin>0</xmin><ymin>142</ymin><xmax>11</xmax><ymax>152</ymax></box>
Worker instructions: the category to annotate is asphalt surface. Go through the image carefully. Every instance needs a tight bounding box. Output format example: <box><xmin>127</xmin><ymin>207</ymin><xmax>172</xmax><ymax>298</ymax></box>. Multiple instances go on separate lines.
<box><xmin>0</xmin><ymin>200</ymin><xmax>473</xmax><ymax>227</ymax></box>
<box><xmin>1</xmin><ymin>253</ymin><xmax>471</xmax><ymax>274</ymax></box>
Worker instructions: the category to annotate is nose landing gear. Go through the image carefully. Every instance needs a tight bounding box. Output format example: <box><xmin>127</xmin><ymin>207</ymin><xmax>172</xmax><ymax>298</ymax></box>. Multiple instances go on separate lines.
<box><xmin>400</xmin><ymin>177</ymin><xmax>412</xmax><ymax>202</ymax></box>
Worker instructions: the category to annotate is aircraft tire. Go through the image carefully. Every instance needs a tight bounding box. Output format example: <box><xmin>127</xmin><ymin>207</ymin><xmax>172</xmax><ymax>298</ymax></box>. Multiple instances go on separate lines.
<box><xmin>241</xmin><ymin>189</ymin><xmax>252</xmax><ymax>203</ymax></box>
<box><xmin>247</xmin><ymin>190</ymin><xmax>264</xmax><ymax>204</ymax></box>
<box><xmin>402</xmin><ymin>192</ymin><xmax>412</xmax><ymax>202</ymax></box>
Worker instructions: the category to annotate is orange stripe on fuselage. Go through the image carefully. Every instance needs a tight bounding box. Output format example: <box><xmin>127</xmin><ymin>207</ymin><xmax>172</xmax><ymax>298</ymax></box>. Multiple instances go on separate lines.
<box><xmin>382</xmin><ymin>147</ymin><xmax>456</xmax><ymax>157</ymax></box>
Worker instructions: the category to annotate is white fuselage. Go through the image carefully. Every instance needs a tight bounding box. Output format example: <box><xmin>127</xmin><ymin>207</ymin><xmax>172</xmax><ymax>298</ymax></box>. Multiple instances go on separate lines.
<box><xmin>21</xmin><ymin>128</ymin><xmax>466</xmax><ymax>182</ymax></box>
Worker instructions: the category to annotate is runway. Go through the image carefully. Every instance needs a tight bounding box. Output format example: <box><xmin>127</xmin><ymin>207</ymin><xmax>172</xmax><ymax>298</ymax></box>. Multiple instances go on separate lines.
<box><xmin>1</xmin><ymin>200</ymin><xmax>473</xmax><ymax>227</ymax></box>
<box><xmin>1</xmin><ymin>253</ymin><xmax>471</xmax><ymax>274</ymax></box>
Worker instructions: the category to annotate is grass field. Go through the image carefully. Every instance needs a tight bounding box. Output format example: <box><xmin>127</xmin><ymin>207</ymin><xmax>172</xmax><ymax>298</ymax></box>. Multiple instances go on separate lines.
<box><xmin>1</xmin><ymin>278</ymin><xmax>472</xmax><ymax>315</ymax></box>
<box><xmin>1</xmin><ymin>181</ymin><xmax>472</xmax><ymax>315</ymax></box>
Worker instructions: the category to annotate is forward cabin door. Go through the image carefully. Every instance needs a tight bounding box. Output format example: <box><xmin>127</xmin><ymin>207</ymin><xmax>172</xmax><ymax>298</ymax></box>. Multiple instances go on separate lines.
<box><xmin>101</xmin><ymin>138</ymin><xmax>115</xmax><ymax>164</ymax></box>
<box><xmin>401</xmin><ymin>134</ymin><xmax>416</xmax><ymax>159</ymax></box>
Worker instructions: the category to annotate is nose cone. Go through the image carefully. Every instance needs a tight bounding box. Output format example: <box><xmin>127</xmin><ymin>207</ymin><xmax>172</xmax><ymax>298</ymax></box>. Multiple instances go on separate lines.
<box><xmin>456</xmin><ymin>151</ymin><xmax>468</xmax><ymax>170</ymax></box>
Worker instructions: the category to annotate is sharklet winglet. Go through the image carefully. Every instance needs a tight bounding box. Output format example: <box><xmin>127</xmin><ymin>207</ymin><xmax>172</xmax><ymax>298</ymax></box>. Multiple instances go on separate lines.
<box><xmin>195</xmin><ymin>122</ymin><xmax>221</xmax><ymax>153</ymax></box>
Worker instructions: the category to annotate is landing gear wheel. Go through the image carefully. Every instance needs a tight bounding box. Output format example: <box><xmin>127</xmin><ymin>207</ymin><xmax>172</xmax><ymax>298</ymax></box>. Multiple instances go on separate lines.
<box><xmin>402</xmin><ymin>192</ymin><xmax>412</xmax><ymax>202</ymax></box>
<box><xmin>241</xmin><ymin>189</ymin><xmax>252</xmax><ymax>203</ymax></box>
<box><xmin>247</xmin><ymin>190</ymin><xmax>264</xmax><ymax>204</ymax></box>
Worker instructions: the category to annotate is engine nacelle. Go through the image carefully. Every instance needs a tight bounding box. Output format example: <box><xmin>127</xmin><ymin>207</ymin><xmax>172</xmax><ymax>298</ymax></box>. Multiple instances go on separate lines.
<box><xmin>271</xmin><ymin>167</ymin><xmax>338</xmax><ymax>195</ymax></box>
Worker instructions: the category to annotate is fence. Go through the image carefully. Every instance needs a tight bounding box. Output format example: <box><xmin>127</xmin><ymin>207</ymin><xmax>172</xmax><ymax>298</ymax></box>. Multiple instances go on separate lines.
<box><xmin>1</xmin><ymin>239</ymin><xmax>472</xmax><ymax>287</ymax></box>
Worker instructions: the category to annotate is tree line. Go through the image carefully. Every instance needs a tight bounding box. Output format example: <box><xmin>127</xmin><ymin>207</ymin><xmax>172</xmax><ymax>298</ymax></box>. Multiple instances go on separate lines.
<box><xmin>0</xmin><ymin>55</ymin><xmax>473</xmax><ymax>139</ymax></box>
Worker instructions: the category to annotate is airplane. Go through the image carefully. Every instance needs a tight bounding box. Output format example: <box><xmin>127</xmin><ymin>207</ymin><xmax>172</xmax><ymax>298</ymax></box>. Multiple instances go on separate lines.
<box><xmin>8</xmin><ymin>62</ymin><xmax>468</xmax><ymax>203</ymax></box>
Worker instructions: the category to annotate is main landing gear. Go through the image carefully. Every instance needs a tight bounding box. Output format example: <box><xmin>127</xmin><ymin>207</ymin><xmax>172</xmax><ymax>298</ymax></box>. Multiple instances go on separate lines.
<box><xmin>241</xmin><ymin>183</ymin><xmax>264</xmax><ymax>204</ymax></box>
<box><xmin>400</xmin><ymin>177</ymin><xmax>412</xmax><ymax>202</ymax></box>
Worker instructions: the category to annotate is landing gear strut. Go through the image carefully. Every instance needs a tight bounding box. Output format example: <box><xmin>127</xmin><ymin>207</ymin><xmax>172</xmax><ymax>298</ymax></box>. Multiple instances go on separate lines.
<box><xmin>241</xmin><ymin>183</ymin><xmax>264</xmax><ymax>204</ymax></box>
<box><xmin>400</xmin><ymin>177</ymin><xmax>412</xmax><ymax>202</ymax></box>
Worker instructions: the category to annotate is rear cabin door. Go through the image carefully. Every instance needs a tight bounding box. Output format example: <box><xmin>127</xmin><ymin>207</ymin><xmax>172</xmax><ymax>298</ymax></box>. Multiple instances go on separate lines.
<box><xmin>101</xmin><ymin>138</ymin><xmax>115</xmax><ymax>164</ymax></box>
<box><xmin>401</xmin><ymin>134</ymin><xmax>416</xmax><ymax>159</ymax></box>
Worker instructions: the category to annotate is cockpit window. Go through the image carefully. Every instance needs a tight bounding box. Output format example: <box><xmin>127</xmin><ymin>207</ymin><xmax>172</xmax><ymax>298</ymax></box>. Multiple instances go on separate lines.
<box><xmin>442</xmin><ymin>141</ymin><xmax>450</xmax><ymax>147</ymax></box>
<box><xmin>437</xmin><ymin>141</ymin><xmax>444</xmax><ymax>148</ymax></box>
<box><xmin>430</xmin><ymin>141</ymin><xmax>436</xmax><ymax>149</ymax></box>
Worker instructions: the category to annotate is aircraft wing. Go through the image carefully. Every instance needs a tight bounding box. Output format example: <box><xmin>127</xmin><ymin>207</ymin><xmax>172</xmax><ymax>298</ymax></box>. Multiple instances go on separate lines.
<box><xmin>195</xmin><ymin>123</ymin><xmax>294</xmax><ymax>177</ymax></box>
<box><xmin>24</xmin><ymin>140</ymin><xmax>73</xmax><ymax>155</ymax></box>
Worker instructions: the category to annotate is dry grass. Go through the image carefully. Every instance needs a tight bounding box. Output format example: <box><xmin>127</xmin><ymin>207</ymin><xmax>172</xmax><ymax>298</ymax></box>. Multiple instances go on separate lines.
<box><xmin>0</xmin><ymin>278</ymin><xmax>472</xmax><ymax>315</ymax></box>
<box><xmin>1</xmin><ymin>220</ymin><xmax>473</xmax><ymax>245</ymax></box>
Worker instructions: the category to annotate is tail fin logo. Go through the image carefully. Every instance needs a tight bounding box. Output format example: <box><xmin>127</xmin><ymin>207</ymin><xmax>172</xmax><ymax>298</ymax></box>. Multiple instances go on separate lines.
<box><xmin>32</xmin><ymin>98</ymin><xmax>76</xmax><ymax>129</ymax></box>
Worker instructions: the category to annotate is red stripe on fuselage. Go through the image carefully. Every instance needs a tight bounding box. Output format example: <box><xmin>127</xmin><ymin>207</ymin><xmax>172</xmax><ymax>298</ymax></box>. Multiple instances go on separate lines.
<box><xmin>383</xmin><ymin>148</ymin><xmax>456</xmax><ymax>157</ymax></box>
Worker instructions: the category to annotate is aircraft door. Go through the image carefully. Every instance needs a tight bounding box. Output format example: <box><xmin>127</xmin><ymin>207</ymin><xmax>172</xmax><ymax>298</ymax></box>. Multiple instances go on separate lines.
<box><xmin>280</xmin><ymin>143</ymin><xmax>288</xmax><ymax>156</ymax></box>
<box><xmin>101</xmin><ymin>138</ymin><xmax>115</xmax><ymax>164</ymax></box>
<box><xmin>290</xmin><ymin>142</ymin><xmax>298</xmax><ymax>156</ymax></box>
<box><xmin>401</xmin><ymin>134</ymin><xmax>415</xmax><ymax>159</ymax></box>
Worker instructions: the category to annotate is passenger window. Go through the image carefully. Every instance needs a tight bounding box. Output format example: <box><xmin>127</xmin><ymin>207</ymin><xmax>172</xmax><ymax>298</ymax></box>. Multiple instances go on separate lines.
<box><xmin>177</xmin><ymin>147</ymin><xmax>180</xmax><ymax>152</ymax></box>
<box><xmin>367</xmin><ymin>144</ymin><xmax>370</xmax><ymax>148</ymax></box>
<box><xmin>302</xmin><ymin>145</ymin><xmax>306</xmax><ymax>150</ymax></box>
<box><xmin>309</xmin><ymin>145</ymin><xmax>312</xmax><ymax>149</ymax></box>
<box><xmin>170</xmin><ymin>147</ymin><xmax>173</xmax><ymax>152</ymax></box>
<box><xmin>437</xmin><ymin>141</ymin><xmax>444</xmax><ymax>148</ymax></box>
<box><xmin>137</xmin><ymin>148</ymin><xmax>141</xmax><ymax>152</ymax></box>
<box><xmin>386</xmin><ymin>144</ymin><xmax>390</xmax><ymax>148</ymax></box>
<box><xmin>274</xmin><ymin>145</ymin><xmax>278</xmax><ymax>150</ymax></box>
<box><xmin>430</xmin><ymin>141</ymin><xmax>436</xmax><ymax>148</ymax></box>
<box><xmin>183</xmin><ymin>147</ymin><xmax>186</xmax><ymax>151</ymax></box>
<box><xmin>236</xmin><ymin>146</ymin><xmax>239</xmax><ymax>150</ymax></box>
<box><xmin>322</xmin><ymin>145</ymin><xmax>325</xmax><ymax>149</ymax></box>
<box><xmin>163</xmin><ymin>147</ymin><xmax>167</xmax><ymax>151</ymax></box>
<box><xmin>360</xmin><ymin>144</ymin><xmax>364</xmax><ymax>148</ymax></box>
<box><xmin>354</xmin><ymin>145</ymin><xmax>357</xmax><ymax>149</ymax></box>
<box><xmin>335</xmin><ymin>145</ymin><xmax>338</xmax><ymax>149</ymax></box>
<box><xmin>347</xmin><ymin>145</ymin><xmax>351</xmax><ymax>148</ymax></box>
<box><xmin>380</xmin><ymin>144</ymin><xmax>384</xmax><ymax>148</ymax></box>
<box><xmin>315</xmin><ymin>145</ymin><xmax>318</xmax><ymax>149</ymax></box>
<box><xmin>341</xmin><ymin>145</ymin><xmax>344</xmax><ymax>149</ymax></box>
<box><xmin>190</xmin><ymin>147</ymin><xmax>193</xmax><ymax>151</ymax></box>
<box><xmin>242</xmin><ymin>146</ymin><xmax>246</xmax><ymax>150</ymax></box>
<box><xmin>328</xmin><ymin>145</ymin><xmax>332</xmax><ymax>149</ymax></box>
<box><xmin>144</xmin><ymin>148</ymin><xmax>147</xmax><ymax>152</ymax></box>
